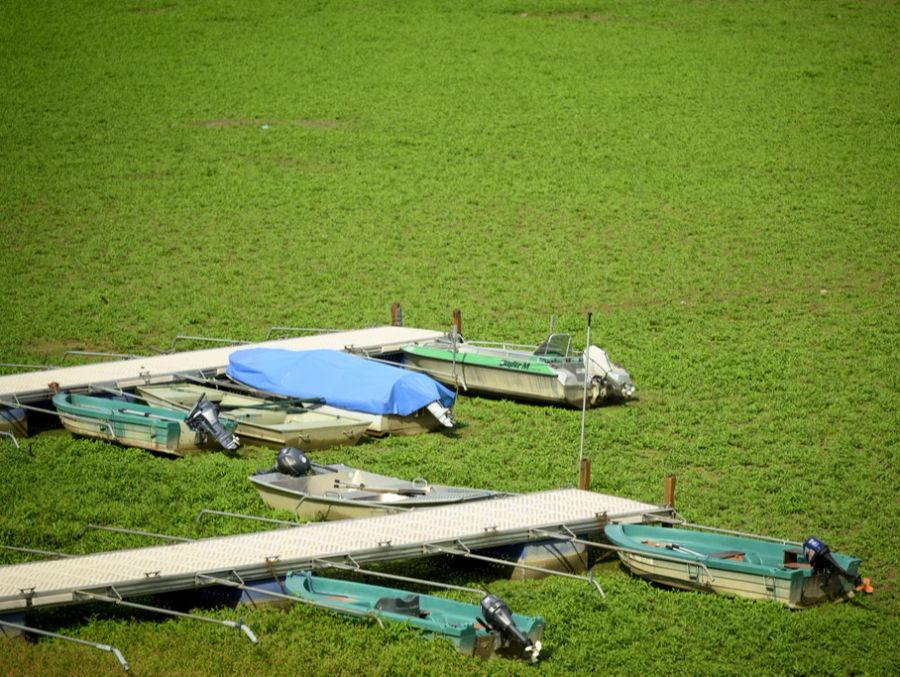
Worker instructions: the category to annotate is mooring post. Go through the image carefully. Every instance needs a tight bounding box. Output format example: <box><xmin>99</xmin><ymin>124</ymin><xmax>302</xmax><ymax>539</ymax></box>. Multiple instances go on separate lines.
<box><xmin>451</xmin><ymin>308</ymin><xmax>462</xmax><ymax>337</ymax></box>
<box><xmin>663</xmin><ymin>474</ymin><xmax>677</xmax><ymax>508</ymax></box>
<box><xmin>390</xmin><ymin>303</ymin><xmax>402</xmax><ymax>327</ymax></box>
<box><xmin>578</xmin><ymin>458</ymin><xmax>591</xmax><ymax>490</ymax></box>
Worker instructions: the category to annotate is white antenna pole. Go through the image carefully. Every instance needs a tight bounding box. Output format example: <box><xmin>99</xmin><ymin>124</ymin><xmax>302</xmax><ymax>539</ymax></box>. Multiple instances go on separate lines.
<box><xmin>578</xmin><ymin>311</ymin><xmax>592</xmax><ymax>465</ymax></box>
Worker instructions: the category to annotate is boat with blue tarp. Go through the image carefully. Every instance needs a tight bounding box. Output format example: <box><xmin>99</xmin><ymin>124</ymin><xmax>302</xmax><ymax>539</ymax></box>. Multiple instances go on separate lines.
<box><xmin>226</xmin><ymin>348</ymin><xmax>455</xmax><ymax>431</ymax></box>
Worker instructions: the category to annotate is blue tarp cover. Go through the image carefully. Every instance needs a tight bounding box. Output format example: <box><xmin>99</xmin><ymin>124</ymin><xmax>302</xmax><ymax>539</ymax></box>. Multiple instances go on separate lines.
<box><xmin>226</xmin><ymin>348</ymin><xmax>455</xmax><ymax>416</ymax></box>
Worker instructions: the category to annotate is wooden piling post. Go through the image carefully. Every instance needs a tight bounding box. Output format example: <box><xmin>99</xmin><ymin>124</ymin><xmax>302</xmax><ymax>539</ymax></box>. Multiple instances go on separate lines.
<box><xmin>390</xmin><ymin>303</ymin><xmax>402</xmax><ymax>327</ymax></box>
<box><xmin>663</xmin><ymin>474</ymin><xmax>677</xmax><ymax>508</ymax></box>
<box><xmin>451</xmin><ymin>308</ymin><xmax>462</xmax><ymax>337</ymax></box>
<box><xmin>578</xmin><ymin>458</ymin><xmax>591</xmax><ymax>490</ymax></box>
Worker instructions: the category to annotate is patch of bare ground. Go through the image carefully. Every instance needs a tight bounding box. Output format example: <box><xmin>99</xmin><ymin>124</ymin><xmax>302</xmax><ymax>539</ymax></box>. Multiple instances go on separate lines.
<box><xmin>289</xmin><ymin>119</ymin><xmax>342</xmax><ymax>128</ymax></box>
<box><xmin>191</xmin><ymin>118</ymin><xmax>342</xmax><ymax>129</ymax></box>
<box><xmin>518</xmin><ymin>11</ymin><xmax>611</xmax><ymax>22</ymax></box>
<box><xmin>130</xmin><ymin>4</ymin><xmax>177</xmax><ymax>15</ymax></box>
<box><xmin>25</xmin><ymin>339</ymin><xmax>87</xmax><ymax>361</ymax></box>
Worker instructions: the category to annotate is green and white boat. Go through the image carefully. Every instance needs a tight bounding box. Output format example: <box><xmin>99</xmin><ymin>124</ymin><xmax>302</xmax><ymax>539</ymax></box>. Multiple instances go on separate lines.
<box><xmin>401</xmin><ymin>333</ymin><xmax>634</xmax><ymax>407</ymax></box>
<box><xmin>283</xmin><ymin>571</ymin><xmax>544</xmax><ymax>661</ymax></box>
<box><xmin>604</xmin><ymin>523</ymin><xmax>870</xmax><ymax>609</ymax></box>
<box><xmin>52</xmin><ymin>392</ymin><xmax>238</xmax><ymax>456</ymax></box>
<box><xmin>136</xmin><ymin>383</ymin><xmax>371</xmax><ymax>451</ymax></box>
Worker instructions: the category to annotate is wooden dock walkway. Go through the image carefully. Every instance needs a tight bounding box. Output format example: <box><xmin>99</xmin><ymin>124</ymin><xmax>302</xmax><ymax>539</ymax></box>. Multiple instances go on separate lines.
<box><xmin>0</xmin><ymin>489</ymin><xmax>670</xmax><ymax>613</ymax></box>
<box><xmin>0</xmin><ymin>326</ymin><xmax>443</xmax><ymax>404</ymax></box>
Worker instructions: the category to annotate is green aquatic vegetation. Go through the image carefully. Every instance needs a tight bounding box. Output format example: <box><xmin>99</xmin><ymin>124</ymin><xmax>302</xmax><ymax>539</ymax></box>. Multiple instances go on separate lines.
<box><xmin>1</xmin><ymin>0</ymin><xmax>898</xmax><ymax>674</ymax></box>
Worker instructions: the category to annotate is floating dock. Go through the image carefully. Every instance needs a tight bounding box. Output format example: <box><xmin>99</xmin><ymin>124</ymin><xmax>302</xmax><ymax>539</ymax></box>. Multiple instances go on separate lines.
<box><xmin>0</xmin><ymin>489</ymin><xmax>671</xmax><ymax>613</ymax></box>
<box><xmin>0</xmin><ymin>326</ymin><xmax>443</xmax><ymax>405</ymax></box>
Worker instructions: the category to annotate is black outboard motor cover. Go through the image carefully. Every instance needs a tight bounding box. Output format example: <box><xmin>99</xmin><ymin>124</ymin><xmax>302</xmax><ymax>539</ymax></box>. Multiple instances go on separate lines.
<box><xmin>480</xmin><ymin>594</ymin><xmax>535</xmax><ymax>659</ymax></box>
<box><xmin>184</xmin><ymin>396</ymin><xmax>239</xmax><ymax>450</ymax></box>
<box><xmin>276</xmin><ymin>446</ymin><xmax>312</xmax><ymax>476</ymax></box>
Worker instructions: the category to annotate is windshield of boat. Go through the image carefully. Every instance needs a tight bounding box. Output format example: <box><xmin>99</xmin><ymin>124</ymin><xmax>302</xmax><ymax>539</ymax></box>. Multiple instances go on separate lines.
<box><xmin>533</xmin><ymin>333</ymin><xmax>572</xmax><ymax>358</ymax></box>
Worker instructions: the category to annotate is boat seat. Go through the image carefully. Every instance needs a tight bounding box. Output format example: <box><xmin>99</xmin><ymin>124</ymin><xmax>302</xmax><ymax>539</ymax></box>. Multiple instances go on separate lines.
<box><xmin>708</xmin><ymin>550</ymin><xmax>745</xmax><ymax>561</ymax></box>
<box><xmin>375</xmin><ymin>593</ymin><xmax>425</xmax><ymax>617</ymax></box>
<box><xmin>782</xmin><ymin>547</ymin><xmax>812</xmax><ymax>569</ymax></box>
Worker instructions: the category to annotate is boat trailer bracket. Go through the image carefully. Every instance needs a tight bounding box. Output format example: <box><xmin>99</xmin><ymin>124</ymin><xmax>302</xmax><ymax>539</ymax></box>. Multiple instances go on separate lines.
<box><xmin>423</xmin><ymin>541</ymin><xmax>606</xmax><ymax>598</ymax></box>
<box><xmin>312</xmin><ymin>555</ymin><xmax>486</xmax><ymax>597</ymax></box>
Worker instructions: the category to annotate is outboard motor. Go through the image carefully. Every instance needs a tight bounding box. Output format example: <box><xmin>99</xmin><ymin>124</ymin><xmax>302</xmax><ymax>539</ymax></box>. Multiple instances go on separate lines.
<box><xmin>184</xmin><ymin>395</ymin><xmax>239</xmax><ymax>450</ymax></box>
<box><xmin>803</xmin><ymin>537</ymin><xmax>873</xmax><ymax>593</ymax></box>
<box><xmin>480</xmin><ymin>594</ymin><xmax>540</xmax><ymax>662</ymax></box>
<box><xmin>586</xmin><ymin>345</ymin><xmax>635</xmax><ymax>402</ymax></box>
<box><xmin>276</xmin><ymin>446</ymin><xmax>312</xmax><ymax>476</ymax></box>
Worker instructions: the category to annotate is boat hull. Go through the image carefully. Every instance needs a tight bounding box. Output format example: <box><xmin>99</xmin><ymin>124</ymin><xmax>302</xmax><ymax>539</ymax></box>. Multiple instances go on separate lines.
<box><xmin>0</xmin><ymin>407</ymin><xmax>27</xmax><ymax>438</ymax></box>
<box><xmin>249</xmin><ymin>467</ymin><xmax>500</xmax><ymax>521</ymax></box>
<box><xmin>605</xmin><ymin>524</ymin><xmax>860</xmax><ymax>609</ymax></box>
<box><xmin>137</xmin><ymin>384</ymin><xmax>370</xmax><ymax>451</ymax></box>
<box><xmin>52</xmin><ymin>393</ymin><xmax>221</xmax><ymax>456</ymax></box>
<box><xmin>313</xmin><ymin>403</ymin><xmax>445</xmax><ymax>437</ymax></box>
<box><xmin>402</xmin><ymin>347</ymin><xmax>588</xmax><ymax>407</ymax></box>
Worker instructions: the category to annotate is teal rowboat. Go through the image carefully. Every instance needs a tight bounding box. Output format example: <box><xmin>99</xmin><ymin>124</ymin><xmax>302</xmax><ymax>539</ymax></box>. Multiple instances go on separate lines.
<box><xmin>52</xmin><ymin>392</ymin><xmax>238</xmax><ymax>456</ymax></box>
<box><xmin>604</xmin><ymin>524</ymin><xmax>868</xmax><ymax>609</ymax></box>
<box><xmin>283</xmin><ymin>571</ymin><xmax>544</xmax><ymax>661</ymax></box>
<box><xmin>402</xmin><ymin>333</ymin><xmax>634</xmax><ymax>407</ymax></box>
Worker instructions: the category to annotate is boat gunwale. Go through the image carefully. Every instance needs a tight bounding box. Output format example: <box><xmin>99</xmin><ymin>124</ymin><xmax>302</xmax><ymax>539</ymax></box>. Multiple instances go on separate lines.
<box><xmin>401</xmin><ymin>344</ymin><xmax>569</xmax><ymax>376</ymax></box>
<box><xmin>248</xmin><ymin>469</ymin><xmax>502</xmax><ymax>510</ymax></box>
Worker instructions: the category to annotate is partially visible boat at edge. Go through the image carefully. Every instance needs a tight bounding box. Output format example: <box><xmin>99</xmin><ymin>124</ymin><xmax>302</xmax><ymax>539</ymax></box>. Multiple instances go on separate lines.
<box><xmin>603</xmin><ymin>523</ymin><xmax>871</xmax><ymax>609</ymax></box>
<box><xmin>136</xmin><ymin>383</ymin><xmax>371</xmax><ymax>451</ymax></box>
<box><xmin>0</xmin><ymin>406</ymin><xmax>27</xmax><ymax>438</ymax></box>
<box><xmin>52</xmin><ymin>392</ymin><xmax>238</xmax><ymax>456</ymax></box>
<box><xmin>249</xmin><ymin>448</ymin><xmax>504</xmax><ymax>520</ymax></box>
<box><xmin>283</xmin><ymin>571</ymin><xmax>544</xmax><ymax>661</ymax></box>
<box><xmin>401</xmin><ymin>332</ymin><xmax>634</xmax><ymax>408</ymax></box>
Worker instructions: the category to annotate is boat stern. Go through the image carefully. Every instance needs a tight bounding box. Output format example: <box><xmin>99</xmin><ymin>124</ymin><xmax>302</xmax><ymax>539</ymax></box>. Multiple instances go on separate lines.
<box><xmin>586</xmin><ymin>346</ymin><xmax>635</xmax><ymax>403</ymax></box>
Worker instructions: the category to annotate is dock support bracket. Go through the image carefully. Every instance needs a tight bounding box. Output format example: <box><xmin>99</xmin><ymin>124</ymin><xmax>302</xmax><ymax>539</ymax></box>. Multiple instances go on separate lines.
<box><xmin>73</xmin><ymin>588</ymin><xmax>258</xmax><ymax>644</ymax></box>
<box><xmin>423</xmin><ymin>541</ymin><xmax>606</xmax><ymax>598</ymax></box>
<box><xmin>0</xmin><ymin>619</ymin><xmax>129</xmax><ymax>672</ymax></box>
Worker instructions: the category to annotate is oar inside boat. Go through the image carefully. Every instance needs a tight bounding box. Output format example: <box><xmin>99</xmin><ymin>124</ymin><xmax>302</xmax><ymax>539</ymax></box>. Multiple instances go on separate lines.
<box><xmin>333</xmin><ymin>479</ymin><xmax>429</xmax><ymax>496</ymax></box>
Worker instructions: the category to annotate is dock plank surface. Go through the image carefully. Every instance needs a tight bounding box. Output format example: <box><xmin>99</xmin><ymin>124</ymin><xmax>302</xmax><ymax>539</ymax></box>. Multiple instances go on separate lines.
<box><xmin>0</xmin><ymin>326</ymin><xmax>443</xmax><ymax>403</ymax></box>
<box><xmin>0</xmin><ymin>489</ymin><xmax>668</xmax><ymax>611</ymax></box>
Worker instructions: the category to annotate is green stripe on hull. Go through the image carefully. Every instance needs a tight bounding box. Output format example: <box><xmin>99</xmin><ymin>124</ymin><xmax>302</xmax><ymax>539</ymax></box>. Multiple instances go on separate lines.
<box><xmin>402</xmin><ymin>345</ymin><xmax>558</xmax><ymax>376</ymax></box>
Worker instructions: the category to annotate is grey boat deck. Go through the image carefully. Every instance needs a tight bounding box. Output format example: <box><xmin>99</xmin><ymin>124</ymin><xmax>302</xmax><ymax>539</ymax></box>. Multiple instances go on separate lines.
<box><xmin>0</xmin><ymin>489</ymin><xmax>670</xmax><ymax>612</ymax></box>
<box><xmin>0</xmin><ymin>326</ymin><xmax>443</xmax><ymax>404</ymax></box>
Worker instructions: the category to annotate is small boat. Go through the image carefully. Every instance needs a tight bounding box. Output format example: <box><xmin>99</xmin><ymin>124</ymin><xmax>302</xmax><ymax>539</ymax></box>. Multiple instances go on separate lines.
<box><xmin>401</xmin><ymin>332</ymin><xmax>634</xmax><ymax>408</ymax></box>
<box><xmin>52</xmin><ymin>392</ymin><xmax>239</xmax><ymax>456</ymax></box>
<box><xmin>1</xmin><ymin>406</ymin><xmax>27</xmax><ymax>438</ymax></box>
<box><xmin>136</xmin><ymin>383</ymin><xmax>371</xmax><ymax>451</ymax></box>
<box><xmin>283</xmin><ymin>571</ymin><xmax>544</xmax><ymax>661</ymax></box>
<box><xmin>604</xmin><ymin>523</ymin><xmax>871</xmax><ymax>609</ymax></box>
<box><xmin>226</xmin><ymin>348</ymin><xmax>456</xmax><ymax>434</ymax></box>
<box><xmin>248</xmin><ymin>447</ymin><xmax>503</xmax><ymax>520</ymax></box>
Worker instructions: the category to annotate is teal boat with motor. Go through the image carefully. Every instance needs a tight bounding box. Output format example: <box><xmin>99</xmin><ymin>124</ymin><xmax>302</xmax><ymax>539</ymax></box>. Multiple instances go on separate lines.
<box><xmin>604</xmin><ymin>523</ymin><xmax>871</xmax><ymax>609</ymax></box>
<box><xmin>283</xmin><ymin>571</ymin><xmax>544</xmax><ymax>661</ymax></box>
<box><xmin>52</xmin><ymin>392</ymin><xmax>239</xmax><ymax>456</ymax></box>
